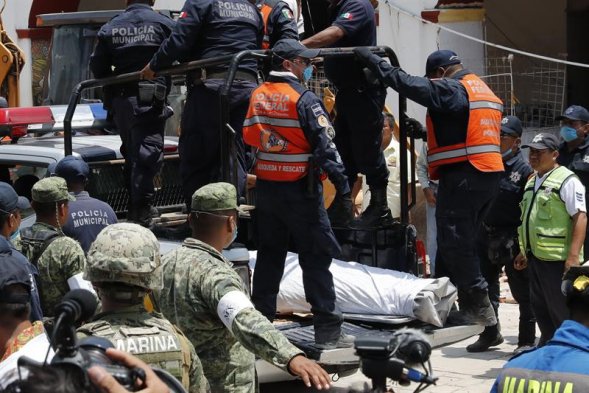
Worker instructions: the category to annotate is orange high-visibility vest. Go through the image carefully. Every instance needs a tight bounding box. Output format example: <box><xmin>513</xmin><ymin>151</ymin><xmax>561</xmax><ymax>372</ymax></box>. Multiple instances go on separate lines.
<box><xmin>260</xmin><ymin>4</ymin><xmax>272</xmax><ymax>50</ymax></box>
<box><xmin>243</xmin><ymin>81</ymin><xmax>312</xmax><ymax>181</ymax></box>
<box><xmin>426</xmin><ymin>73</ymin><xmax>504</xmax><ymax>180</ymax></box>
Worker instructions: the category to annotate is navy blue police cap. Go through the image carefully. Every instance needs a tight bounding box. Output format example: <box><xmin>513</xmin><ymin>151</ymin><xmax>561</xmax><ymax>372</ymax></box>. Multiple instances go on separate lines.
<box><xmin>501</xmin><ymin>116</ymin><xmax>523</xmax><ymax>137</ymax></box>
<box><xmin>272</xmin><ymin>39</ymin><xmax>320</xmax><ymax>61</ymax></box>
<box><xmin>55</xmin><ymin>155</ymin><xmax>90</xmax><ymax>183</ymax></box>
<box><xmin>425</xmin><ymin>50</ymin><xmax>462</xmax><ymax>76</ymax></box>
<box><xmin>0</xmin><ymin>182</ymin><xmax>31</xmax><ymax>214</ymax></box>
<box><xmin>556</xmin><ymin>105</ymin><xmax>589</xmax><ymax>123</ymax></box>
<box><xmin>521</xmin><ymin>133</ymin><xmax>559</xmax><ymax>151</ymax></box>
<box><xmin>0</xmin><ymin>254</ymin><xmax>32</xmax><ymax>304</ymax></box>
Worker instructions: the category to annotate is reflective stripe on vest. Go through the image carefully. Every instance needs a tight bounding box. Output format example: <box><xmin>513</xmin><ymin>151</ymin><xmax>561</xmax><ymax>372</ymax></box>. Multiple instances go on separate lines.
<box><xmin>243</xmin><ymin>81</ymin><xmax>312</xmax><ymax>181</ymax></box>
<box><xmin>426</xmin><ymin>73</ymin><xmax>504</xmax><ymax>179</ymax></box>
<box><xmin>427</xmin><ymin>144</ymin><xmax>501</xmax><ymax>164</ymax></box>
<box><xmin>517</xmin><ymin>166</ymin><xmax>581</xmax><ymax>261</ymax></box>
<box><xmin>243</xmin><ymin>115</ymin><xmax>301</xmax><ymax>128</ymax></box>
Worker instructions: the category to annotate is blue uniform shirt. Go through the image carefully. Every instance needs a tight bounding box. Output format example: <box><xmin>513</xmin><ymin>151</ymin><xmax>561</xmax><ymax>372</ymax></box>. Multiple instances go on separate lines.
<box><xmin>0</xmin><ymin>236</ymin><xmax>43</xmax><ymax>322</ymax></box>
<box><xmin>265</xmin><ymin>1</ymin><xmax>299</xmax><ymax>48</ymax></box>
<box><xmin>149</xmin><ymin>0</ymin><xmax>263</xmax><ymax>75</ymax></box>
<box><xmin>324</xmin><ymin>0</ymin><xmax>377</xmax><ymax>87</ymax></box>
<box><xmin>90</xmin><ymin>3</ymin><xmax>175</xmax><ymax>78</ymax></box>
<box><xmin>62</xmin><ymin>192</ymin><xmax>118</xmax><ymax>254</ymax></box>
<box><xmin>492</xmin><ymin>320</ymin><xmax>589</xmax><ymax>392</ymax></box>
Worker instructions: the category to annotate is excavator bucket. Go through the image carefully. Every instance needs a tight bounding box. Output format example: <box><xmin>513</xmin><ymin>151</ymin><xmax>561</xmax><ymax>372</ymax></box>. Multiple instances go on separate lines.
<box><xmin>0</xmin><ymin>15</ymin><xmax>26</xmax><ymax>107</ymax></box>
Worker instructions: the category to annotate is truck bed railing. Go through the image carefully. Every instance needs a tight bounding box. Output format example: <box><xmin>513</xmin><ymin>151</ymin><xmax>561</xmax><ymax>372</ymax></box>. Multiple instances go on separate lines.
<box><xmin>63</xmin><ymin>46</ymin><xmax>416</xmax><ymax>224</ymax></box>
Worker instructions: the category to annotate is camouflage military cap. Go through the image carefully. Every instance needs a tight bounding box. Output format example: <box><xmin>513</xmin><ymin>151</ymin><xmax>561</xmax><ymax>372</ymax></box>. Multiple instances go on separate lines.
<box><xmin>191</xmin><ymin>182</ymin><xmax>243</xmax><ymax>212</ymax></box>
<box><xmin>31</xmin><ymin>177</ymin><xmax>75</xmax><ymax>203</ymax></box>
<box><xmin>85</xmin><ymin>223</ymin><xmax>162</xmax><ymax>290</ymax></box>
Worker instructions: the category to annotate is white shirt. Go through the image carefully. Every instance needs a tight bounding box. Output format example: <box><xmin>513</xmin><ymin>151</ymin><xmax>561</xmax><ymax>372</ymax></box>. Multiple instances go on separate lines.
<box><xmin>362</xmin><ymin>137</ymin><xmax>413</xmax><ymax>218</ymax></box>
<box><xmin>534</xmin><ymin>168</ymin><xmax>586</xmax><ymax>217</ymax></box>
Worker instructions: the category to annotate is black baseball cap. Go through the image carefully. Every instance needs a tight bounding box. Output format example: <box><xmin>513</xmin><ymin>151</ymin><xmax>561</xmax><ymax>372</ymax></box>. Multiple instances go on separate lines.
<box><xmin>0</xmin><ymin>254</ymin><xmax>32</xmax><ymax>304</ymax></box>
<box><xmin>501</xmin><ymin>116</ymin><xmax>523</xmax><ymax>137</ymax></box>
<box><xmin>272</xmin><ymin>39</ymin><xmax>320</xmax><ymax>61</ymax></box>
<box><xmin>0</xmin><ymin>182</ymin><xmax>31</xmax><ymax>214</ymax></box>
<box><xmin>55</xmin><ymin>155</ymin><xmax>90</xmax><ymax>183</ymax></box>
<box><xmin>425</xmin><ymin>50</ymin><xmax>462</xmax><ymax>76</ymax></box>
<box><xmin>521</xmin><ymin>133</ymin><xmax>559</xmax><ymax>151</ymax></box>
<box><xmin>556</xmin><ymin>105</ymin><xmax>589</xmax><ymax>123</ymax></box>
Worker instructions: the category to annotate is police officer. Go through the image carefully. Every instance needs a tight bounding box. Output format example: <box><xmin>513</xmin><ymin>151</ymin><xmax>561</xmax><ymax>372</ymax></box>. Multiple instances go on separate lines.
<box><xmin>77</xmin><ymin>223</ymin><xmax>208</xmax><ymax>393</ymax></box>
<box><xmin>302</xmin><ymin>0</ymin><xmax>391</xmax><ymax>228</ymax></box>
<box><xmin>468</xmin><ymin>116</ymin><xmax>535</xmax><ymax>353</ymax></box>
<box><xmin>258</xmin><ymin>0</ymin><xmax>299</xmax><ymax>49</ymax></box>
<box><xmin>141</xmin><ymin>0</ymin><xmax>263</xmax><ymax>205</ymax></box>
<box><xmin>243</xmin><ymin>39</ymin><xmax>353</xmax><ymax>349</ymax></box>
<box><xmin>491</xmin><ymin>265</ymin><xmax>589</xmax><ymax>392</ymax></box>
<box><xmin>90</xmin><ymin>0</ymin><xmax>175</xmax><ymax>227</ymax></box>
<box><xmin>19</xmin><ymin>177</ymin><xmax>87</xmax><ymax>317</ymax></box>
<box><xmin>354</xmin><ymin>48</ymin><xmax>503</xmax><ymax>326</ymax></box>
<box><xmin>517</xmin><ymin>133</ymin><xmax>586</xmax><ymax>345</ymax></box>
<box><xmin>556</xmin><ymin>105</ymin><xmax>589</xmax><ymax>253</ymax></box>
<box><xmin>55</xmin><ymin>156</ymin><xmax>118</xmax><ymax>254</ymax></box>
<box><xmin>156</xmin><ymin>182</ymin><xmax>331</xmax><ymax>393</ymax></box>
<box><xmin>0</xmin><ymin>182</ymin><xmax>43</xmax><ymax>322</ymax></box>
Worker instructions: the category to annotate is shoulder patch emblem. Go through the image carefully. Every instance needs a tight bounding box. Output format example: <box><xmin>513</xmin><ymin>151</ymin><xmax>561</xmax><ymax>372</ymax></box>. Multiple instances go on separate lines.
<box><xmin>317</xmin><ymin>115</ymin><xmax>329</xmax><ymax>128</ymax></box>
<box><xmin>311</xmin><ymin>103</ymin><xmax>323</xmax><ymax>118</ymax></box>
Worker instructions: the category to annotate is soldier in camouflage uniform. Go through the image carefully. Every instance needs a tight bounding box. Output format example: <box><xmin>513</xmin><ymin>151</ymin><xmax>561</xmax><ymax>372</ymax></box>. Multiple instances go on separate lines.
<box><xmin>156</xmin><ymin>182</ymin><xmax>331</xmax><ymax>393</ymax></box>
<box><xmin>18</xmin><ymin>177</ymin><xmax>87</xmax><ymax>317</ymax></box>
<box><xmin>78</xmin><ymin>223</ymin><xmax>208</xmax><ymax>393</ymax></box>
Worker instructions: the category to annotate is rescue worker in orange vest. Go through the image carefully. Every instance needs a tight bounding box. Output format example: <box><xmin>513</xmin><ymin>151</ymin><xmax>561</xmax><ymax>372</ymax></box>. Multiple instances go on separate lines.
<box><xmin>257</xmin><ymin>0</ymin><xmax>299</xmax><ymax>49</ymax></box>
<box><xmin>243</xmin><ymin>39</ymin><xmax>354</xmax><ymax>349</ymax></box>
<box><xmin>354</xmin><ymin>48</ymin><xmax>504</xmax><ymax>327</ymax></box>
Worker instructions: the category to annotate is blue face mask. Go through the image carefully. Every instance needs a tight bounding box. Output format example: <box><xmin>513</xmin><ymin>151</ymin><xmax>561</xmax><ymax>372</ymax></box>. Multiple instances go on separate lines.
<box><xmin>501</xmin><ymin>148</ymin><xmax>513</xmax><ymax>160</ymax></box>
<box><xmin>560</xmin><ymin>126</ymin><xmax>579</xmax><ymax>142</ymax></box>
<box><xmin>10</xmin><ymin>228</ymin><xmax>20</xmax><ymax>242</ymax></box>
<box><xmin>226</xmin><ymin>223</ymin><xmax>238</xmax><ymax>247</ymax></box>
<box><xmin>302</xmin><ymin>65</ymin><xmax>313</xmax><ymax>83</ymax></box>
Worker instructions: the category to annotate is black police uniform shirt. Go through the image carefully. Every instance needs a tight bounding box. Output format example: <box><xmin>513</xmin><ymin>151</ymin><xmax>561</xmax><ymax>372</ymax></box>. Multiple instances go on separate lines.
<box><xmin>62</xmin><ymin>192</ymin><xmax>118</xmax><ymax>254</ymax></box>
<box><xmin>90</xmin><ymin>3</ymin><xmax>175</xmax><ymax>79</ymax></box>
<box><xmin>558</xmin><ymin>137</ymin><xmax>589</xmax><ymax>201</ymax></box>
<box><xmin>0</xmin><ymin>235</ymin><xmax>43</xmax><ymax>321</ymax></box>
<box><xmin>484</xmin><ymin>151</ymin><xmax>533</xmax><ymax>229</ymax></box>
<box><xmin>324</xmin><ymin>0</ymin><xmax>377</xmax><ymax>87</ymax></box>
<box><xmin>149</xmin><ymin>0</ymin><xmax>263</xmax><ymax>75</ymax></box>
<box><xmin>265</xmin><ymin>2</ymin><xmax>299</xmax><ymax>48</ymax></box>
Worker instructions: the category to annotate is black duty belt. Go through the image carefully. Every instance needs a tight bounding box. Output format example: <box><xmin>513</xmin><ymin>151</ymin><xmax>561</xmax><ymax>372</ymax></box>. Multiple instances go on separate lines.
<box><xmin>192</xmin><ymin>68</ymin><xmax>257</xmax><ymax>83</ymax></box>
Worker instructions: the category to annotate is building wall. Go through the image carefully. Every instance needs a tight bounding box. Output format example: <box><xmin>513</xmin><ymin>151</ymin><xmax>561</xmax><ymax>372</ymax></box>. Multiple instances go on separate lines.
<box><xmin>377</xmin><ymin>0</ymin><xmax>484</xmax><ymax>124</ymax></box>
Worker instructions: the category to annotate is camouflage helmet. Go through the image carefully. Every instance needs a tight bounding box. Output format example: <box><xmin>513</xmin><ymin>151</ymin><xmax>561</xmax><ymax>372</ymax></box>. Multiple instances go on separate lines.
<box><xmin>84</xmin><ymin>223</ymin><xmax>162</xmax><ymax>290</ymax></box>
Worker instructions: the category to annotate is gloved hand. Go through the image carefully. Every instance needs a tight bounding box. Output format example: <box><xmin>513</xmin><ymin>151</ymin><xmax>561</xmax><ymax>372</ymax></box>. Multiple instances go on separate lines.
<box><xmin>354</xmin><ymin>47</ymin><xmax>376</xmax><ymax>65</ymax></box>
<box><xmin>404</xmin><ymin>117</ymin><xmax>427</xmax><ymax>140</ymax></box>
<box><xmin>327</xmin><ymin>192</ymin><xmax>353</xmax><ymax>227</ymax></box>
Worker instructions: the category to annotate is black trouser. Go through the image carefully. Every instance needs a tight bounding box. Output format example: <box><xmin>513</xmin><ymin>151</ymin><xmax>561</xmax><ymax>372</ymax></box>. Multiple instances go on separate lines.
<box><xmin>333</xmin><ymin>86</ymin><xmax>388</xmax><ymax>189</ymax></box>
<box><xmin>111</xmin><ymin>95</ymin><xmax>166</xmax><ymax>203</ymax></box>
<box><xmin>528</xmin><ymin>254</ymin><xmax>568</xmax><ymax>346</ymax></box>
<box><xmin>252</xmin><ymin>179</ymin><xmax>343</xmax><ymax>343</ymax></box>
<box><xmin>179</xmin><ymin>79</ymin><xmax>255</xmax><ymax>206</ymax></box>
<box><xmin>476</xmin><ymin>226</ymin><xmax>505</xmax><ymax>336</ymax></box>
<box><xmin>434</xmin><ymin>164</ymin><xmax>500</xmax><ymax>291</ymax></box>
<box><xmin>504</xmin><ymin>256</ymin><xmax>536</xmax><ymax>346</ymax></box>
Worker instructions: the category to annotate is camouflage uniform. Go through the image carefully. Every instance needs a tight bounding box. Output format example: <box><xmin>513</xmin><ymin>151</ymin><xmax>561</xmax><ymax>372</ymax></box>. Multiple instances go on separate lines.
<box><xmin>156</xmin><ymin>183</ymin><xmax>303</xmax><ymax>393</ymax></box>
<box><xmin>81</xmin><ymin>223</ymin><xmax>208</xmax><ymax>393</ymax></box>
<box><xmin>78</xmin><ymin>304</ymin><xmax>207</xmax><ymax>393</ymax></box>
<box><xmin>19</xmin><ymin>177</ymin><xmax>86</xmax><ymax>317</ymax></box>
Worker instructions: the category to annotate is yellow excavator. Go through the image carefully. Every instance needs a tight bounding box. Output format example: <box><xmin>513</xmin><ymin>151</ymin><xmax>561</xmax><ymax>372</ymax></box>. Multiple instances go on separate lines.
<box><xmin>0</xmin><ymin>0</ymin><xmax>25</xmax><ymax>107</ymax></box>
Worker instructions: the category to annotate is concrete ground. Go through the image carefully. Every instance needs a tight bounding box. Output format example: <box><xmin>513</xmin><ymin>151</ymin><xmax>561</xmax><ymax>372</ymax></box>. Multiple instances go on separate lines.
<box><xmin>262</xmin><ymin>281</ymin><xmax>528</xmax><ymax>393</ymax></box>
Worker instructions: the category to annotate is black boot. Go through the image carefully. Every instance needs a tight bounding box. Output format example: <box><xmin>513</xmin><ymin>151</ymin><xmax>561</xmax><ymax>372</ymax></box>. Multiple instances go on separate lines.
<box><xmin>466</xmin><ymin>323</ymin><xmax>503</xmax><ymax>352</ymax></box>
<box><xmin>128</xmin><ymin>200</ymin><xmax>153</xmax><ymax>228</ymax></box>
<box><xmin>327</xmin><ymin>192</ymin><xmax>353</xmax><ymax>227</ymax></box>
<box><xmin>447</xmin><ymin>289</ymin><xmax>497</xmax><ymax>327</ymax></box>
<box><xmin>351</xmin><ymin>186</ymin><xmax>393</xmax><ymax>229</ymax></box>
